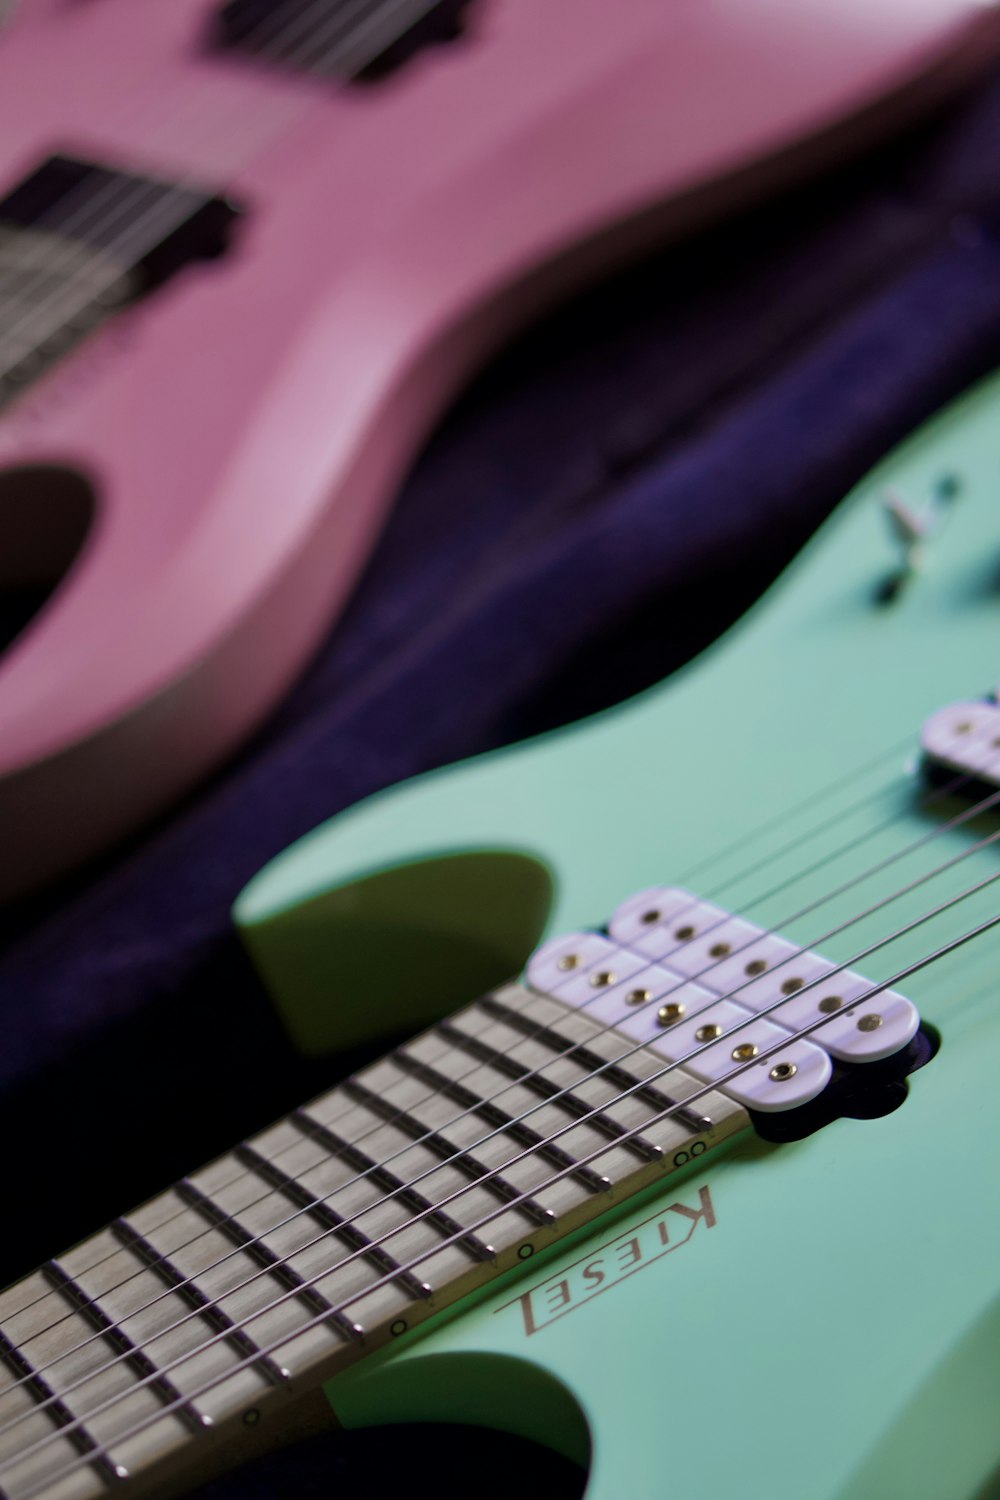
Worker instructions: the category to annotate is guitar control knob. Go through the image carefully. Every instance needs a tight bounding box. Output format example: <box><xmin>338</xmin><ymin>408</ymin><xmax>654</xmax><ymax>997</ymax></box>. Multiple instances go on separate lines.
<box><xmin>877</xmin><ymin>474</ymin><xmax>961</xmax><ymax>603</ymax></box>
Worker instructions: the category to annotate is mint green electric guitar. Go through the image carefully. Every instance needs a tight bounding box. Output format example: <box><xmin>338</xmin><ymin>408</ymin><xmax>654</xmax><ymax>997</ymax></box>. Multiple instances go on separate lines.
<box><xmin>3</xmin><ymin>374</ymin><xmax>1000</xmax><ymax>1500</ymax></box>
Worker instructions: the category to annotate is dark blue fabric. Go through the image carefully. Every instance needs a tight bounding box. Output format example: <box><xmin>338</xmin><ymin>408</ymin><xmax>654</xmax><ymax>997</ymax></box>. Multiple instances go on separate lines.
<box><xmin>2</xmin><ymin>74</ymin><xmax>1000</xmax><ymax>1497</ymax></box>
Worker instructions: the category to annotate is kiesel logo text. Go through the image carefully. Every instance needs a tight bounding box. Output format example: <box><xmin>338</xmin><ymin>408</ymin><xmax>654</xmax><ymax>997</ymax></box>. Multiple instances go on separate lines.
<box><xmin>503</xmin><ymin>1184</ymin><xmax>717</xmax><ymax>1337</ymax></box>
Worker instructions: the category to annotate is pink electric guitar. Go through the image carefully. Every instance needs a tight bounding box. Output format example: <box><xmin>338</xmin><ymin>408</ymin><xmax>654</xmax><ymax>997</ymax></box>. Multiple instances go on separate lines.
<box><xmin>0</xmin><ymin>0</ymin><xmax>997</xmax><ymax>902</ymax></box>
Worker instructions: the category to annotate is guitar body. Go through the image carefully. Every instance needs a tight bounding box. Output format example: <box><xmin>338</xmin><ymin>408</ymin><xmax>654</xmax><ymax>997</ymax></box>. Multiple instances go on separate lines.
<box><xmin>236</xmin><ymin>372</ymin><xmax>1000</xmax><ymax>1497</ymax></box>
<box><xmin>0</xmin><ymin>0</ymin><xmax>998</xmax><ymax>901</ymax></box>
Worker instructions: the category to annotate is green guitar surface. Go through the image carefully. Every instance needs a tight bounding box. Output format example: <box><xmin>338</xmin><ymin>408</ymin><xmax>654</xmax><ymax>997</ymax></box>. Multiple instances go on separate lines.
<box><xmin>235</xmin><ymin>372</ymin><xmax>1000</xmax><ymax>1499</ymax></box>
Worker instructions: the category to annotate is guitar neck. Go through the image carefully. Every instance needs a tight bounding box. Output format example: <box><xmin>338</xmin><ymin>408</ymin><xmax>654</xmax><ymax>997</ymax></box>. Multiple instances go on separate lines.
<box><xmin>0</xmin><ymin>983</ymin><xmax>746</xmax><ymax>1500</ymax></box>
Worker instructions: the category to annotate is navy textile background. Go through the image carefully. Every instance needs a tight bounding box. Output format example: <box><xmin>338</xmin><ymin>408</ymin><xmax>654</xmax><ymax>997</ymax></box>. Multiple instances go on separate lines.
<box><xmin>3</xmin><ymin>72</ymin><xmax>1000</xmax><ymax>1497</ymax></box>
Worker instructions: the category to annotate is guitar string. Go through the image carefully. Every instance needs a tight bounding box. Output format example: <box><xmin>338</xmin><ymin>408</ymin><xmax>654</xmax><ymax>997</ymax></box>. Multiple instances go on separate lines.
<box><xmin>8</xmin><ymin>901</ymin><xmax>998</xmax><ymax>1500</ymax></box>
<box><xmin>0</xmin><ymin>0</ymin><xmax>951</xmax><ymax>1365</ymax></box>
<box><xmin>3</xmin><ymin>803</ymin><xmax>998</xmax><ymax>1441</ymax></box>
<box><xmin>0</xmin><ymin>0</ymin><xmax>941</xmax><ymax>1356</ymax></box>
<box><xmin>0</xmin><ymin>737</ymin><xmax>976</xmax><ymax>1373</ymax></box>
<box><xmin>10</xmin><ymin>800</ymin><xmax>1000</xmax><ymax>1409</ymax></box>
<box><xmin>223</xmin><ymin>0</ymin><xmax>427</xmax><ymax>74</ymax></box>
<box><xmin>8</xmin><ymin>0</ymin><xmax>986</xmax><ymax>391</ymax></box>
<box><xmin>0</xmin><ymin>0</ymin><xmax>442</xmax><ymax>365</ymax></box>
<box><xmin>700</xmin><ymin>766</ymin><xmax>917</xmax><ymax>904</ymax></box>
<box><xmin>0</xmin><ymin>0</ymin><xmax>950</xmax><ymax>1402</ymax></box>
<box><xmin>4</xmin><ymin>854</ymin><xmax>999</xmax><ymax>1462</ymax></box>
<box><xmin>0</xmin><ymin>0</ymin><xmax>378</xmax><ymax>306</ymax></box>
<box><xmin>0</xmin><ymin>0</ymin><xmax>437</xmax><ymax>350</ymax></box>
<box><xmin>609</xmin><ymin>781</ymin><xmax>1000</xmax><ymax>1007</ymax></box>
<box><xmin>7</xmin><ymin>883</ymin><xmax>997</xmax><ymax>1481</ymax></box>
<box><xmin>0</xmin><ymin>739</ymin><xmax>989</xmax><ymax>1395</ymax></box>
<box><xmin>0</xmin><ymin>0</ymin><xmax>430</xmax><ymax>258</ymax></box>
<box><xmin>0</xmin><ymin>0</ymin><xmax>988</xmax><ymax>1422</ymax></box>
<box><xmin>2</xmin><ymin>0</ymin><xmax>997</xmax><ymax>334</ymax></box>
<box><xmin>3</xmin><ymin>0</ymin><xmax>995</xmax><ymax>1422</ymax></box>
<box><xmin>676</xmin><ymin>735</ymin><xmax>913</xmax><ymax>885</ymax></box>
<box><xmin>0</xmin><ymin>0</ymin><xmax>945</xmax><ymax>1379</ymax></box>
<box><xmin>0</xmin><ymin>739</ymin><xmax>918</xmax><ymax>1359</ymax></box>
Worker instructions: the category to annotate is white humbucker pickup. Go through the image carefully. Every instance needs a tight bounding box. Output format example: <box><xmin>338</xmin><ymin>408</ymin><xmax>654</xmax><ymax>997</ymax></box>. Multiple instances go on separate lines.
<box><xmin>526</xmin><ymin>888</ymin><xmax>921</xmax><ymax>1114</ymax></box>
<box><xmin>921</xmin><ymin>698</ymin><xmax>1000</xmax><ymax>784</ymax></box>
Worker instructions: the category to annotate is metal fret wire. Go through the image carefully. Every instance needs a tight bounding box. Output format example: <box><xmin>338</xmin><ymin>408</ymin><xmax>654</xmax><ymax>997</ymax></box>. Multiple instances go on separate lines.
<box><xmin>5</xmin><ymin>12</ymin><xmax>982</xmax><ymax>1403</ymax></box>
<box><xmin>0</xmin><ymin>744</ymin><xmax>915</xmax><ymax>1356</ymax></box>
<box><xmin>0</xmin><ymin>0</ymin><xmax>442</xmax><ymax>364</ymax></box>
<box><xmin>2</xmin><ymin>0</ymin><xmax>942</xmax><ymax>1413</ymax></box>
<box><xmin>7</xmin><ymin>812</ymin><xmax>1000</xmax><ymax>1457</ymax></box>
<box><xmin>0</xmin><ymin>745</ymin><xmax>976</xmax><ymax>1382</ymax></box>
<box><xmin>2</xmin><ymin>0</ymin><xmax>969</xmax><ymax>1381</ymax></box>
<box><xmin>5</xmin><ymin>9</ymin><xmax>996</xmax><ymax>1420</ymax></box>
<box><xmin>0</xmin><ymin>0</ymin><xmax>991</xmax><ymax>1460</ymax></box>
<box><xmin>1</xmin><ymin>746</ymin><xmax>992</xmax><ymax>1408</ymax></box>
<box><xmin>10</xmin><ymin>901</ymin><xmax>1000</xmax><ymax>1500</ymax></box>
<box><xmin>4</xmin><ymin>831</ymin><xmax>999</xmax><ymax>1463</ymax></box>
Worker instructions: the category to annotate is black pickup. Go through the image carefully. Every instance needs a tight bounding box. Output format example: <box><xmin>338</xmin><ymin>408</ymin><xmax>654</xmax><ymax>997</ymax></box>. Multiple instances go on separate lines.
<box><xmin>213</xmin><ymin>0</ymin><xmax>475</xmax><ymax>81</ymax></box>
<box><xmin>0</xmin><ymin>155</ymin><xmax>239</xmax><ymax>408</ymax></box>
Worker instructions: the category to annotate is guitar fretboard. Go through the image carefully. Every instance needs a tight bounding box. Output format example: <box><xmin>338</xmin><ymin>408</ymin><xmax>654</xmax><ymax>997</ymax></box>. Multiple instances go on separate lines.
<box><xmin>0</xmin><ymin>984</ymin><xmax>744</xmax><ymax>1500</ymax></box>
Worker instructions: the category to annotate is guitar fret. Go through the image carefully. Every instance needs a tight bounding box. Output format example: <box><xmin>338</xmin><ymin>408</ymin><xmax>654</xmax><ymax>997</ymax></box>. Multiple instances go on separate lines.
<box><xmin>290</xmin><ymin>1110</ymin><xmax>496</xmax><ymax>1264</ymax></box>
<box><xmin>110</xmin><ymin>1219</ymin><xmax>289</xmax><ymax>1389</ymax></box>
<box><xmin>438</xmin><ymin>1018</ymin><xmax>664</xmax><ymax>1164</ymax></box>
<box><xmin>0</xmin><ymin>1327</ymin><xmax>126</xmax><ymax>1487</ymax></box>
<box><xmin>176</xmin><ymin>1180</ymin><xmax>364</xmax><ymax>1345</ymax></box>
<box><xmin>480</xmin><ymin>993</ymin><xmax>713</xmax><ymax>1134</ymax></box>
<box><xmin>234</xmin><ymin>1144</ymin><xmax>435</xmax><ymax>1302</ymax></box>
<box><xmin>0</xmin><ymin>974</ymin><xmax>749</xmax><ymax>1500</ymax></box>
<box><xmin>394</xmin><ymin>1049</ymin><xmax>611</xmax><ymax>1196</ymax></box>
<box><xmin>41</xmin><ymin>1261</ymin><xmax>209</xmax><ymax>1436</ymax></box>
<box><xmin>342</xmin><ymin>1079</ymin><xmax>556</xmax><ymax>1229</ymax></box>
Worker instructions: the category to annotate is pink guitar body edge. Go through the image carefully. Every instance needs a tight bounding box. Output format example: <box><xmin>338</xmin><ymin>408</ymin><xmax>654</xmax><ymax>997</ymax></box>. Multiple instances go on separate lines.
<box><xmin>0</xmin><ymin>0</ymin><xmax>997</xmax><ymax>900</ymax></box>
